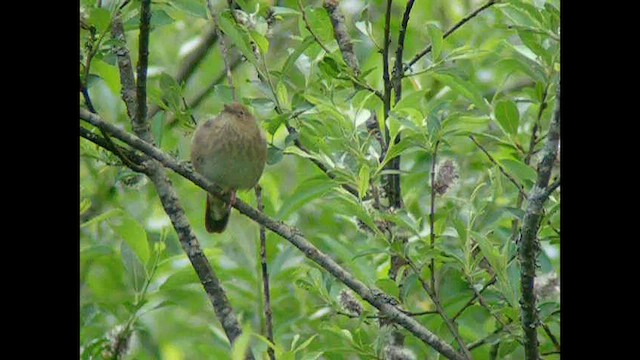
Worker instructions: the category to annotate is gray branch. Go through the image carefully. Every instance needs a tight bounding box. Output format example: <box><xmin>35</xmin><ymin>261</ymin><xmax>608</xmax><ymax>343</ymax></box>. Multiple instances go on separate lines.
<box><xmin>323</xmin><ymin>0</ymin><xmax>360</xmax><ymax>76</ymax></box>
<box><xmin>79</xmin><ymin>108</ymin><xmax>467</xmax><ymax>360</ymax></box>
<box><xmin>518</xmin><ymin>84</ymin><xmax>560</xmax><ymax>360</ymax></box>
<box><xmin>110</xmin><ymin>3</ymin><xmax>251</xmax><ymax>356</ymax></box>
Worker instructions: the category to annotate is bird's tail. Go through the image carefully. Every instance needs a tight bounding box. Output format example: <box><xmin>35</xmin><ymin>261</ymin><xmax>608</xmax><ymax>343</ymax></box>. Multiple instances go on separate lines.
<box><xmin>205</xmin><ymin>193</ymin><xmax>231</xmax><ymax>233</ymax></box>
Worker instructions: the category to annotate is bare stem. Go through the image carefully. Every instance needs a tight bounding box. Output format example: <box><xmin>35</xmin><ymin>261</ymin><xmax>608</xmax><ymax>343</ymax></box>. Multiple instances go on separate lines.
<box><xmin>256</xmin><ymin>185</ymin><xmax>275</xmax><ymax>360</ymax></box>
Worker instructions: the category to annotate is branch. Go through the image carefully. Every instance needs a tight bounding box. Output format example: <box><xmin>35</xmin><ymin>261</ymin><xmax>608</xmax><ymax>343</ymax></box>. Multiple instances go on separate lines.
<box><xmin>381</xmin><ymin>0</ymin><xmax>393</xmax><ymax>146</ymax></box>
<box><xmin>543</xmin><ymin>177</ymin><xmax>560</xmax><ymax>199</ymax></box>
<box><xmin>392</xmin><ymin>0</ymin><xmax>416</xmax><ymax>101</ymax></box>
<box><xmin>112</xmin><ymin>15</ymin><xmax>137</xmax><ymax>119</ymax></box>
<box><xmin>188</xmin><ymin>56</ymin><xmax>243</xmax><ymax>111</ymax></box>
<box><xmin>134</xmin><ymin>0</ymin><xmax>152</xmax><ymax>137</ymax></box>
<box><xmin>111</xmin><ymin>2</ymin><xmax>251</xmax><ymax>355</ymax></box>
<box><xmin>541</xmin><ymin>322</ymin><xmax>560</xmax><ymax>352</ymax></box>
<box><xmin>176</xmin><ymin>26</ymin><xmax>219</xmax><ymax>85</ymax></box>
<box><xmin>79</xmin><ymin>108</ymin><xmax>466</xmax><ymax>360</ymax></box>
<box><xmin>380</xmin><ymin>0</ymin><xmax>403</xmax><ymax>209</ymax></box>
<box><xmin>518</xmin><ymin>84</ymin><xmax>560</xmax><ymax>360</ymax></box>
<box><xmin>404</xmin><ymin>0</ymin><xmax>498</xmax><ymax>73</ymax></box>
<box><xmin>256</xmin><ymin>185</ymin><xmax>275</xmax><ymax>360</ymax></box>
<box><xmin>323</xmin><ymin>0</ymin><xmax>360</xmax><ymax>76</ymax></box>
<box><xmin>469</xmin><ymin>135</ymin><xmax>529</xmax><ymax>199</ymax></box>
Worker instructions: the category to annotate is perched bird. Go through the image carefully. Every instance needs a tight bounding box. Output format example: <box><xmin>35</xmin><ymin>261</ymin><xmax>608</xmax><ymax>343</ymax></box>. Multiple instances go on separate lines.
<box><xmin>190</xmin><ymin>103</ymin><xmax>267</xmax><ymax>233</ymax></box>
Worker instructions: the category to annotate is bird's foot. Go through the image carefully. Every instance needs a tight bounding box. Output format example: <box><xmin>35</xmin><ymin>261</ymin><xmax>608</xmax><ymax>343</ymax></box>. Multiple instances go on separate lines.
<box><xmin>229</xmin><ymin>191</ymin><xmax>237</xmax><ymax>208</ymax></box>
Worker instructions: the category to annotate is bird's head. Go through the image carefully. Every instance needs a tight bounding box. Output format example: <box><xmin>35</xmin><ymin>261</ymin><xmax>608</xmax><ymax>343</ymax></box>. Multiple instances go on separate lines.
<box><xmin>223</xmin><ymin>103</ymin><xmax>252</xmax><ymax>121</ymax></box>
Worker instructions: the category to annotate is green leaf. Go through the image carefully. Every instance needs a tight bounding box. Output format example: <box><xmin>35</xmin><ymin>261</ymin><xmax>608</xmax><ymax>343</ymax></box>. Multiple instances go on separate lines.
<box><xmin>110</xmin><ymin>214</ymin><xmax>150</xmax><ymax>265</ymax></box>
<box><xmin>498</xmin><ymin>158</ymin><xmax>537</xmax><ymax>184</ymax></box>
<box><xmin>150</xmin><ymin>10</ymin><xmax>174</xmax><ymax>28</ymax></box>
<box><xmin>219</xmin><ymin>11</ymin><xmax>260</xmax><ymax>71</ymax></box>
<box><xmin>90</xmin><ymin>59</ymin><xmax>121</xmax><ymax>95</ymax></box>
<box><xmin>88</xmin><ymin>7</ymin><xmax>111</xmax><ymax>33</ymax></box>
<box><xmin>267</xmin><ymin>145</ymin><xmax>284</xmax><ymax>165</ymax></box>
<box><xmin>304</xmin><ymin>8</ymin><xmax>334</xmax><ymax>45</ymax></box>
<box><xmin>432</xmin><ymin>72</ymin><xmax>489</xmax><ymax>113</ymax></box>
<box><xmin>375</xmin><ymin>279</ymin><xmax>399</xmax><ymax>299</ymax></box>
<box><xmin>159</xmin><ymin>267</ymin><xmax>199</xmax><ymax>290</ymax></box>
<box><xmin>378</xmin><ymin>135</ymin><xmax>423</xmax><ymax>172</ymax></box>
<box><xmin>171</xmin><ymin>0</ymin><xmax>208</xmax><ymax>18</ymax></box>
<box><xmin>231</xmin><ymin>330</ymin><xmax>252</xmax><ymax>360</ymax></box>
<box><xmin>393</xmin><ymin>89</ymin><xmax>429</xmax><ymax>112</ymax></box>
<box><xmin>250</xmin><ymin>29</ymin><xmax>269</xmax><ymax>54</ymax></box>
<box><xmin>357</xmin><ymin>164</ymin><xmax>370</xmax><ymax>200</ymax></box>
<box><xmin>281</xmin><ymin>36</ymin><xmax>315</xmax><ymax>80</ymax></box>
<box><xmin>318</xmin><ymin>57</ymin><xmax>340</xmax><ymax>78</ymax></box>
<box><xmin>270</xmin><ymin>6</ymin><xmax>301</xmax><ymax>16</ymax></box>
<box><xmin>276</xmin><ymin>82</ymin><xmax>290</xmax><ymax>111</ymax></box>
<box><xmin>427</xmin><ymin>23</ymin><xmax>444</xmax><ymax>61</ymax></box>
<box><xmin>277</xmin><ymin>176</ymin><xmax>336</xmax><ymax>219</ymax></box>
<box><xmin>493</xmin><ymin>100</ymin><xmax>520</xmax><ymax>136</ymax></box>
<box><xmin>292</xmin><ymin>334</ymin><xmax>318</xmax><ymax>352</ymax></box>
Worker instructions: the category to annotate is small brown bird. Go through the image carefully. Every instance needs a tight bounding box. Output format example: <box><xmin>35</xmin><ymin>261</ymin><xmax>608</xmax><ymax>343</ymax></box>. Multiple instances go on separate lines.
<box><xmin>191</xmin><ymin>103</ymin><xmax>267</xmax><ymax>233</ymax></box>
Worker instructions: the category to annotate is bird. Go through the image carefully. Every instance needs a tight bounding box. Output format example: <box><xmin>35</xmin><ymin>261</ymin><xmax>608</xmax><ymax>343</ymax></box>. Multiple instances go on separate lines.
<box><xmin>190</xmin><ymin>102</ymin><xmax>267</xmax><ymax>233</ymax></box>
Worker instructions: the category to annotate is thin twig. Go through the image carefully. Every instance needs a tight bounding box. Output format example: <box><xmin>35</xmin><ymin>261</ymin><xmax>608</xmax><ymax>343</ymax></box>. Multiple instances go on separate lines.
<box><xmin>207</xmin><ymin>0</ymin><xmax>237</xmax><ymax>101</ymax></box>
<box><xmin>392</xmin><ymin>0</ymin><xmax>416</xmax><ymax>102</ymax></box>
<box><xmin>79</xmin><ymin>109</ymin><xmax>466</xmax><ymax>360</ymax></box>
<box><xmin>134</xmin><ymin>0</ymin><xmax>152</xmax><ymax>135</ymax></box>
<box><xmin>256</xmin><ymin>185</ymin><xmax>275</xmax><ymax>360</ymax></box>
<box><xmin>381</xmin><ymin>0</ymin><xmax>403</xmax><ymax>209</ymax></box>
<box><xmin>381</xmin><ymin>0</ymin><xmax>393</xmax><ymax>148</ymax></box>
<box><xmin>541</xmin><ymin>322</ymin><xmax>560</xmax><ymax>352</ymax></box>
<box><xmin>451</xmin><ymin>276</ymin><xmax>497</xmax><ymax>321</ymax></box>
<box><xmin>429</xmin><ymin>140</ymin><xmax>440</xmax><ymax>292</ymax></box>
<box><xmin>406</xmin><ymin>257</ymin><xmax>472</xmax><ymax>360</ymax></box>
<box><xmin>469</xmin><ymin>135</ymin><xmax>529</xmax><ymax>199</ymax></box>
<box><xmin>543</xmin><ymin>178</ymin><xmax>560</xmax><ymax>199</ymax></box>
<box><xmin>298</xmin><ymin>0</ymin><xmax>332</xmax><ymax>55</ymax></box>
<box><xmin>404</xmin><ymin>0</ymin><xmax>498</xmax><ymax>73</ymax></box>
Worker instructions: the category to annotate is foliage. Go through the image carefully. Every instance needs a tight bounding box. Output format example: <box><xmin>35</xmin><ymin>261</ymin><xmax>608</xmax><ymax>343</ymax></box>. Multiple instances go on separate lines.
<box><xmin>80</xmin><ymin>0</ymin><xmax>560</xmax><ymax>359</ymax></box>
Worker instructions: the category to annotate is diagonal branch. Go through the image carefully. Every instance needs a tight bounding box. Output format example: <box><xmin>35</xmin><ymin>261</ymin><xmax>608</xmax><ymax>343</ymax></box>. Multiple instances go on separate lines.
<box><xmin>79</xmin><ymin>108</ymin><xmax>466</xmax><ymax>360</ymax></box>
<box><xmin>469</xmin><ymin>135</ymin><xmax>529</xmax><ymax>199</ymax></box>
<box><xmin>406</xmin><ymin>258</ymin><xmax>472</xmax><ymax>360</ymax></box>
<box><xmin>404</xmin><ymin>0</ymin><xmax>498</xmax><ymax>73</ymax></box>
<box><xmin>147</xmin><ymin>26</ymin><xmax>220</xmax><ymax>120</ymax></box>
<box><xmin>518</xmin><ymin>83</ymin><xmax>560</xmax><ymax>360</ymax></box>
